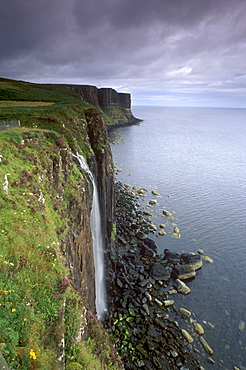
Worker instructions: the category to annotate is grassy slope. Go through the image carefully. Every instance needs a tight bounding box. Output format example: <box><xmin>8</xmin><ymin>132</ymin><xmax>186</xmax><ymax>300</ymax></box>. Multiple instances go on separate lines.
<box><xmin>0</xmin><ymin>79</ymin><xmax>121</xmax><ymax>370</ymax></box>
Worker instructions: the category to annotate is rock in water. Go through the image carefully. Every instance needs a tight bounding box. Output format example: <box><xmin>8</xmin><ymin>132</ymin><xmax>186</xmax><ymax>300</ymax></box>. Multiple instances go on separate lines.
<box><xmin>180</xmin><ymin>253</ymin><xmax>202</xmax><ymax>270</ymax></box>
<box><xmin>199</xmin><ymin>336</ymin><xmax>214</xmax><ymax>355</ymax></box>
<box><xmin>164</xmin><ymin>300</ymin><xmax>174</xmax><ymax>307</ymax></box>
<box><xmin>176</xmin><ymin>279</ymin><xmax>191</xmax><ymax>294</ymax></box>
<box><xmin>202</xmin><ymin>255</ymin><xmax>214</xmax><ymax>263</ymax></box>
<box><xmin>181</xmin><ymin>329</ymin><xmax>193</xmax><ymax>343</ymax></box>
<box><xmin>152</xmin><ymin>190</ymin><xmax>159</xmax><ymax>195</ymax></box>
<box><xmin>238</xmin><ymin>320</ymin><xmax>245</xmax><ymax>331</ymax></box>
<box><xmin>179</xmin><ymin>308</ymin><xmax>191</xmax><ymax>317</ymax></box>
<box><xmin>149</xmin><ymin>199</ymin><xmax>157</xmax><ymax>204</ymax></box>
<box><xmin>172</xmin><ymin>265</ymin><xmax>196</xmax><ymax>280</ymax></box>
<box><xmin>193</xmin><ymin>322</ymin><xmax>204</xmax><ymax>335</ymax></box>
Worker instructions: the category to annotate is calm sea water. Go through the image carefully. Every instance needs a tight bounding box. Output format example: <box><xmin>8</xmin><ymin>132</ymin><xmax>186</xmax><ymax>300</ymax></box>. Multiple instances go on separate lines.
<box><xmin>110</xmin><ymin>106</ymin><xmax>246</xmax><ymax>369</ymax></box>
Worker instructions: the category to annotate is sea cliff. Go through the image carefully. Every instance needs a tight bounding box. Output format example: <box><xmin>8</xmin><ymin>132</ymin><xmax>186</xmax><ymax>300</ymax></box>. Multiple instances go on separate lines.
<box><xmin>0</xmin><ymin>78</ymin><xmax>212</xmax><ymax>369</ymax></box>
<box><xmin>0</xmin><ymin>78</ymin><xmax>121</xmax><ymax>369</ymax></box>
<box><xmin>67</xmin><ymin>85</ymin><xmax>140</xmax><ymax>126</ymax></box>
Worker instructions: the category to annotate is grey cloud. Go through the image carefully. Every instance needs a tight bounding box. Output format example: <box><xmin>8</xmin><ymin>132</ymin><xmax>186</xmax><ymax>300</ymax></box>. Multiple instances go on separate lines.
<box><xmin>0</xmin><ymin>0</ymin><xmax>246</xmax><ymax>107</ymax></box>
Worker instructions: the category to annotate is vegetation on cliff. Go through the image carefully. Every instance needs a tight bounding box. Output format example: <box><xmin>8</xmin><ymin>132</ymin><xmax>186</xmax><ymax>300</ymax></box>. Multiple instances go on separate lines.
<box><xmin>0</xmin><ymin>79</ymin><xmax>121</xmax><ymax>369</ymax></box>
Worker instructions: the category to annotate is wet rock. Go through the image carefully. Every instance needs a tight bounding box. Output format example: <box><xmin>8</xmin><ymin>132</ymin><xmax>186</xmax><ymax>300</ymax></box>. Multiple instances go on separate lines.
<box><xmin>152</xmin><ymin>190</ymin><xmax>159</xmax><ymax>195</ymax></box>
<box><xmin>172</xmin><ymin>265</ymin><xmax>196</xmax><ymax>280</ymax></box>
<box><xmin>149</xmin><ymin>199</ymin><xmax>157</xmax><ymax>204</ymax></box>
<box><xmin>193</xmin><ymin>322</ymin><xmax>204</xmax><ymax>335</ymax></box>
<box><xmin>168</xmin><ymin>288</ymin><xmax>177</xmax><ymax>295</ymax></box>
<box><xmin>179</xmin><ymin>308</ymin><xmax>192</xmax><ymax>318</ymax></box>
<box><xmin>149</xmin><ymin>263</ymin><xmax>172</xmax><ymax>281</ymax></box>
<box><xmin>136</xmin><ymin>231</ymin><xmax>148</xmax><ymax>240</ymax></box>
<box><xmin>172</xmin><ymin>232</ymin><xmax>181</xmax><ymax>238</ymax></box>
<box><xmin>142</xmin><ymin>303</ymin><xmax>150</xmax><ymax>315</ymax></box>
<box><xmin>140</xmin><ymin>245</ymin><xmax>156</xmax><ymax>258</ymax></box>
<box><xmin>163</xmin><ymin>209</ymin><xmax>172</xmax><ymax>216</ymax></box>
<box><xmin>148</xmin><ymin>224</ymin><xmax>157</xmax><ymax>233</ymax></box>
<box><xmin>143</xmin><ymin>210</ymin><xmax>153</xmax><ymax>216</ymax></box>
<box><xmin>158</xmin><ymin>229</ymin><xmax>166</xmax><ymax>235</ymax></box>
<box><xmin>110</xmin><ymin>182</ymin><xmax>205</xmax><ymax>369</ymax></box>
<box><xmin>202</xmin><ymin>255</ymin><xmax>214</xmax><ymax>263</ymax></box>
<box><xmin>164</xmin><ymin>249</ymin><xmax>181</xmax><ymax>264</ymax></box>
<box><xmin>154</xmin><ymin>298</ymin><xmax>163</xmax><ymax>306</ymax></box>
<box><xmin>143</xmin><ymin>237</ymin><xmax>158</xmax><ymax>252</ymax></box>
<box><xmin>139</xmin><ymin>279</ymin><xmax>150</xmax><ymax>287</ymax></box>
<box><xmin>176</xmin><ymin>279</ymin><xmax>191</xmax><ymax>295</ymax></box>
<box><xmin>164</xmin><ymin>300</ymin><xmax>174</xmax><ymax>307</ymax></box>
<box><xmin>207</xmin><ymin>357</ymin><xmax>215</xmax><ymax>364</ymax></box>
<box><xmin>130</xmin><ymin>222</ymin><xmax>139</xmax><ymax>231</ymax></box>
<box><xmin>181</xmin><ymin>329</ymin><xmax>194</xmax><ymax>343</ymax></box>
<box><xmin>197</xmin><ymin>249</ymin><xmax>204</xmax><ymax>254</ymax></box>
<box><xmin>170</xmin><ymin>349</ymin><xmax>179</xmax><ymax>357</ymax></box>
<box><xmin>145</xmin><ymin>292</ymin><xmax>152</xmax><ymax>301</ymax></box>
<box><xmin>180</xmin><ymin>253</ymin><xmax>202</xmax><ymax>270</ymax></box>
<box><xmin>117</xmin><ymin>278</ymin><xmax>124</xmax><ymax>288</ymax></box>
<box><xmin>199</xmin><ymin>336</ymin><xmax>214</xmax><ymax>355</ymax></box>
<box><xmin>117</xmin><ymin>235</ymin><xmax>127</xmax><ymax>244</ymax></box>
<box><xmin>238</xmin><ymin>320</ymin><xmax>245</xmax><ymax>331</ymax></box>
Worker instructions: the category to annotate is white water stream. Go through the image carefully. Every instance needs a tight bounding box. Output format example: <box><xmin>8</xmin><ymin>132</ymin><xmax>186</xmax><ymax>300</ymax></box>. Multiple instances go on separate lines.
<box><xmin>74</xmin><ymin>154</ymin><xmax>107</xmax><ymax>320</ymax></box>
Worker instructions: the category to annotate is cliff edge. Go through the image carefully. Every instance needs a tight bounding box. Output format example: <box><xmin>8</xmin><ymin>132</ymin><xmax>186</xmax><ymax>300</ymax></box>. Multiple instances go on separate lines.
<box><xmin>67</xmin><ymin>84</ymin><xmax>140</xmax><ymax>126</ymax></box>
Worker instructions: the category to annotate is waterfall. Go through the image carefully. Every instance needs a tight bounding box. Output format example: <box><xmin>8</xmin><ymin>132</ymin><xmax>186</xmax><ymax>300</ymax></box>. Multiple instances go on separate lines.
<box><xmin>73</xmin><ymin>153</ymin><xmax>107</xmax><ymax>320</ymax></box>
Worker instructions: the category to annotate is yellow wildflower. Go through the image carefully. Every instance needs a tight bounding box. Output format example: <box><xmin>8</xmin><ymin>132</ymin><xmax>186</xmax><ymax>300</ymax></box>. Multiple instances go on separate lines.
<box><xmin>29</xmin><ymin>349</ymin><xmax>37</xmax><ymax>360</ymax></box>
<box><xmin>11</xmin><ymin>308</ymin><xmax>16</xmax><ymax>312</ymax></box>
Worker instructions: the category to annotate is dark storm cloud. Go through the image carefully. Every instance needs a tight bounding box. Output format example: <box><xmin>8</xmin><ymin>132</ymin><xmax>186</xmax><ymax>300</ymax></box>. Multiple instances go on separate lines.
<box><xmin>1</xmin><ymin>0</ymin><xmax>246</xmax><ymax>106</ymax></box>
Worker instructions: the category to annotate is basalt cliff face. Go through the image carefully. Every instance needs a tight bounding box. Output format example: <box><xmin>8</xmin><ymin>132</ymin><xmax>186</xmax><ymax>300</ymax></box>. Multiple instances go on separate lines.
<box><xmin>61</xmin><ymin>110</ymin><xmax>115</xmax><ymax>314</ymax></box>
<box><xmin>67</xmin><ymin>84</ymin><xmax>139</xmax><ymax>126</ymax></box>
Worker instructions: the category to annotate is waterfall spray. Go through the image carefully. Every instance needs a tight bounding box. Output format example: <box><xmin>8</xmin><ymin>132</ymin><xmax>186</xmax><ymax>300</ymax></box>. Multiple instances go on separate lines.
<box><xmin>73</xmin><ymin>153</ymin><xmax>107</xmax><ymax>320</ymax></box>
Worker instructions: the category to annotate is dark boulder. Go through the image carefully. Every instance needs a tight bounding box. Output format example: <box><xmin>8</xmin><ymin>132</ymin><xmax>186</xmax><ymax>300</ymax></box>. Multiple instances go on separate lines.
<box><xmin>140</xmin><ymin>245</ymin><xmax>156</xmax><ymax>258</ymax></box>
<box><xmin>172</xmin><ymin>265</ymin><xmax>196</xmax><ymax>280</ymax></box>
<box><xmin>164</xmin><ymin>249</ymin><xmax>181</xmax><ymax>264</ymax></box>
<box><xmin>143</xmin><ymin>238</ymin><xmax>158</xmax><ymax>252</ymax></box>
<box><xmin>180</xmin><ymin>253</ymin><xmax>202</xmax><ymax>270</ymax></box>
<box><xmin>136</xmin><ymin>231</ymin><xmax>148</xmax><ymax>240</ymax></box>
<box><xmin>149</xmin><ymin>263</ymin><xmax>172</xmax><ymax>281</ymax></box>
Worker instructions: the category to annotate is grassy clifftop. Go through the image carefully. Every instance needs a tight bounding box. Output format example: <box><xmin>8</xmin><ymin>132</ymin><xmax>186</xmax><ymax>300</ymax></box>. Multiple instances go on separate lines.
<box><xmin>0</xmin><ymin>79</ymin><xmax>121</xmax><ymax>369</ymax></box>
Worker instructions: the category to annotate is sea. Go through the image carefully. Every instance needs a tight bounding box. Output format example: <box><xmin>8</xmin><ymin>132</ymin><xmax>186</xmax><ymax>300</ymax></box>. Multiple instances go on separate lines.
<box><xmin>109</xmin><ymin>106</ymin><xmax>246</xmax><ymax>369</ymax></box>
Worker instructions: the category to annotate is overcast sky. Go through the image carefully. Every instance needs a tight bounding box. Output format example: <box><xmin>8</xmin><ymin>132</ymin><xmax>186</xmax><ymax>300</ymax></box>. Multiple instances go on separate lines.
<box><xmin>1</xmin><ymin>0</ymin><xmax>246</xmax><ymax>107</ymax></box>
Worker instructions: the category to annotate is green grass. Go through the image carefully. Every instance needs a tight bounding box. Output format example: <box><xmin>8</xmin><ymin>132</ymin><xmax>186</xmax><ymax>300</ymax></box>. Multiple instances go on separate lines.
<box><xmin>0</xmin><ymin>129</ymin><xmax>72</xmax><ymax>368</ymax></box>
<box><xmin>0</xmin><ymin>127</ymin><xmax>121</xmax><ymax>370</ymax></box>
<box><xmin>0</xmin><ymin>101</ymin><xmax>55</xmax><ymax>107</ymax></box>
<box><xmin>0</xmin><ymin>79</ymin><xmax>122</xmax><ymax>369</ymax></box>
<box><xmin>0</xmin><ymin>78</ymin><xmax>99</xmax><ymax>155</ymax></box>
<box><xmin>0</xmin><ymin>78</ymin><xmax>80</xmax><ymax>103</ymax></box>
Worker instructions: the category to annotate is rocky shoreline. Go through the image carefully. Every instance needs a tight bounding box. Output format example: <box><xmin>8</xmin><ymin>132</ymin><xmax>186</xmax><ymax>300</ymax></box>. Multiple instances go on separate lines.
<box><xmin>106</xmin><ymin>182</ymin><xmax>217</xmax><ymax>370</ymax></box>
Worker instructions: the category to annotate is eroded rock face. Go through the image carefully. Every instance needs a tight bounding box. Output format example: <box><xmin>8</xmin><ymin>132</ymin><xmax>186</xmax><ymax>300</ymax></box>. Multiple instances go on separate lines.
<box><xmin>39</xmin><ymin>109</ymin><xmax>116</xmax><ymax>314</ymax></box>
<box><xmin>85</xmin><ymin>108</ymin><xmax>115</xmax><ymax>254</ymax></box>
<box><xmin>67</xmin><ymin>84</ymin><xmax>139</xmax><ymax>126</ymax></box>
<box><xmin>61</xmin><ymin>174</ymin><xmax>95</xmax><ymax>310</ymax></box>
